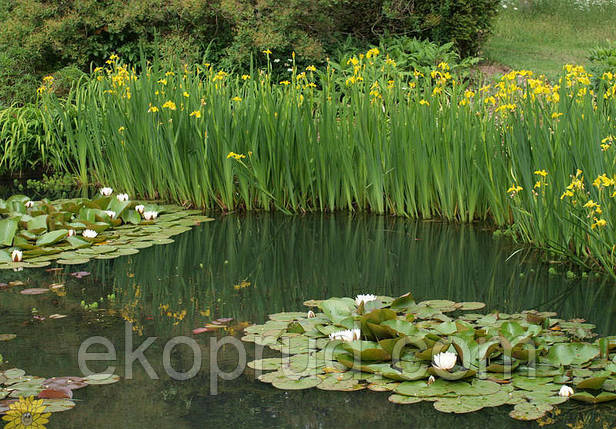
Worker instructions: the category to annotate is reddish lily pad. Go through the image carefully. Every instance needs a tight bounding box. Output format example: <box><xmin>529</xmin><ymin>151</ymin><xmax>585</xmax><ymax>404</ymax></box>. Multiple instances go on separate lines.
<box><xmin>38</xmin><ymin>388</ymin><xmax>73</xmax><ymax>399</ymax></box>
<box><xmin>42</xmin><ymin>377</ymin><xmax>88</xmax><ymax>391</ymax></box>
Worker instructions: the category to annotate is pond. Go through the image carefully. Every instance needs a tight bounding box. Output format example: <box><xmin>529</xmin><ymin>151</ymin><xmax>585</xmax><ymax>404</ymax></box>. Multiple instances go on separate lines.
<box><xmin>2</xmin><ymin>213</ymin><xmax>616</xmax><ymax>428</ymax></box>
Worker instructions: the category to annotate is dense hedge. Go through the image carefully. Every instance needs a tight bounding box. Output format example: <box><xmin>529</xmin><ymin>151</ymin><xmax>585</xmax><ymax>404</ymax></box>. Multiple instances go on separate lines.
<box><xmin>0</xmin><ymin>0</ymin><xmax>500</xmax><ymax>104</ymax></box>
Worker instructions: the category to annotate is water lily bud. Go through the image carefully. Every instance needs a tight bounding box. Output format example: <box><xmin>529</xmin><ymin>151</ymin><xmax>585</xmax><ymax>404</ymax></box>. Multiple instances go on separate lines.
<box><xmin>100</xmin><ymin>187</ymin><xmax>113</xmax><ymax>196</ymax></box>
<box><xmin>427</xmin><ymin>375</ymin><xmax>436</xmax><ymax>385</ymax></box>
<box><xmin>83</xmin><ymin>229</ymin><xmax>98</xmax><ymax>239</ymax></box>
<box><xmin>355</xmin><ymin>294</ymin><xmax>377</xmax><ymax>306</ymax></box>
<box><xmin>25</xmin><ymin>201</ymin><xmax>34</xmax><ymax>208</ymax></box>
<box><xmin>135</xmin><ymin>204</ymin><xmax>145</xmax><ymax>214</ymax></box>
<box><xmin>116</xmin><ymin>193</ymin><xmax>129</xmax><ymax>202</ymax></box>
<box><xmin>307</xmin><ymin>310</ymin><xmax>316</xmax><ymax>318</ymax></box>
<box><xmin>68</xmin><ymin>229</ymin><xmax>76</xmax><ymax>237</ymax></box>
<box><xmin>432</xmin><ymin>351</ymin><xmax>457</xmax><ymax>371</ymax></box>
<box><xmin>559</xmin><ymin>385</ymin><xmax>574</xmax><ymax>397</ymax></box>
<box><xmin>11</xmin><ymin>249</ymin><xmax>23</xmax><ymax>262</ymax></box>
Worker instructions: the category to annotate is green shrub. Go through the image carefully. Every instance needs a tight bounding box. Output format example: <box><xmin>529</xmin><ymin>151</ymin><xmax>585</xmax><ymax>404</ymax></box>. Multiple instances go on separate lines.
<box><xmin>356</xmin><ymin>37</ymin><xmax>479</xmax><ymax>75</ymax></box>
<box><xmin>0</xmin><ymin>0</ymin><xmax>500</xmax><ymax>104</ymax></box>
<box><xmin>589</xmin><ymin>44</ymin><xmax>616</xmax><ymax>86</ymax></box>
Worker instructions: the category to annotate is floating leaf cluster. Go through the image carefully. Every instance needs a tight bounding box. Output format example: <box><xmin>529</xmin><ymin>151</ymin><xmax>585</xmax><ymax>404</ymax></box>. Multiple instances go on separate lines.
<box><xmin>0</xmin><ymin>194</ymin><xmax>213</xmax><ymax>269</ymax></box>
<box><xmin>243</xmin><ymin>292</ymin><xmax>616</xmax><ymax>421</ymax></box>
<box><xmin>0</xmin><ymin>368</ymin><xmax>119</xmax><ymax>414</ymax></box>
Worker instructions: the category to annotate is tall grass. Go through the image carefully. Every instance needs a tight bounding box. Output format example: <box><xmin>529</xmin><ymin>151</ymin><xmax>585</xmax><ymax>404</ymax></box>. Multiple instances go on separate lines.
<box><xmin>40</xmin><ymin>56</ymin><xmax>509</xmax><ymax>221</ymax></box>
<box><xmin>37</xmin><ymin>52</ymin><xmax>616</xmax><ymax>274</ymax></box>
<box><xmin>0</xmin><ymin>105</ymin><xmax>56</xmax><ymax>175</ymax></box>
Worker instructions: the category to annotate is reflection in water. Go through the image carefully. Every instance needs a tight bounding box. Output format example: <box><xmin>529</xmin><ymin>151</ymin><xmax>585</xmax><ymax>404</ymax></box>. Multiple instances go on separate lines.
<box><xmin>104</xmin><ymin>213</ymin><xmax>616</xmax><ymax>336</ymax></box>
<box><xmin>2</xmin><ymin>213</ymin><xmax>616</xmax><ymax>428</ymax></box>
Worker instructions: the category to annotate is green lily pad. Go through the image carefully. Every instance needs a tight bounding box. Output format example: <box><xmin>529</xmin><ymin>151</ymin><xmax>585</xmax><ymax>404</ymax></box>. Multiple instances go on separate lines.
<box><xmin>433</xmin><ymin>396</ymin><xmax>485</xmax><ymax>413</ymax></box>
<box><xmin>271</xmin><ymin>376</ymin><xmax>321</xmax><ymax>390</ymax></box>
<box><xmin>388</xmin><ymin>394</ymin><xmax>423</xmax><ymax>404</ymax></box>
<box><xmin>3</xmin><ymin>369</ymin><xmax>26</xmax><ymax>379</ymax></box>
<box><xmin>571</xmin><ymin>391</ymin><xmax>616</xmax><ymax>404</ymax></box>
<box><xmin>509</xmin><ymin>402</ymin><xmax>552</xmax><ymax>421</ymax></box>
<box><xmin>247</xmin><ymin>358</ymin><xmax>284</xmax><ymax>371</ymax></box>
<box><xmin>57</xmin><ymin>258</ymin><xmax>91</xmax><ymax>265</ymax></box>
<box><xmin>83</xmin><ymin>373</ymin><xmax>120</xmax><ymax>385</ymax></box>
<box><xmin>576</xmin><ymin>376</ymin><xmax>608</xmax><ymax>390</ymax></box>
<box><xmin>457</xmin><ymin>302</ymin><xmax>486</xmax><ymax>311</ymax></box>
<box><xmin>36</xmin><ymin>229</ymin><xmax>68</xmax><ymax>246</ymax></box>
<box><xmin>40</xmin><ymin>399</ymin><xmax>76</xmax><ymax>413</ymax></box>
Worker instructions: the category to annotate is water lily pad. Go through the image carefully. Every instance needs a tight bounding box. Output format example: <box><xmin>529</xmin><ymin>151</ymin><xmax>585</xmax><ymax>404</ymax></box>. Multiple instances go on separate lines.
<box><xmin>247</xmin><ymin>358</ymin><xmax>284</xmax><ymax>371</ymax></box>
<box><xmin>152</xmin><ymin>238</ymin><xmax>174</xmax><ymax>245</ymax></box>
<box><xmin>36</xmin><ymin>229</ymin><xmax>68</xmax><ymax>246</ymax></box>
<box><xmin>457</xmin><ymin>302</ymin><xmax>486</xmax><ymax>311</ymax></box>
<box><xmin>57</xmin><ymin>258</ymin><xmax>91</xmax><ymax>265</ymax></box>
<box><xmin>571</xmin><ymin>391</ymin><xmax>616</xmax><ymax>404</ymax></box>
<box><xmin>316</xmin><ymin>375</ymin><xmax>365</xmax><ymax>391</ymax></box>
<box><xmin>2</xmin><ymin>369</ymin><xmax>26</xmax><ymax>379</ymax></box>
<box><xmin>388</xmin><ymin>394</ymin><xmax>424</xmax><ymax>404</ymax></box>
<box><xmin>509</xmin><ymin>402</ymin><xmax>552</xmax><ymax>421</ymax></box>
<box><xmin>271</xmin><ymin>376</ymin><xmax>321</xmax><ymax>390</ymax></box>
<box><xmin>576</xmin><ymin>375</ymin><xmax>608</xmax><ymax>390</ymax></box>
<box><xmin>40</xmin><ymin>399</ymin><xmax>76</xmax><ymax>413</ymax></box>
<box><xmin>368</xmin><ymin>382</ymin><xmax>400</xmax><ymax>392</ymax></box>
<box><xmin>95</xmin><ymin>253</ymin><xmax>120</xmax><ymax>260</ymax></box>
<box><xmin>42</xmin><ymin>377</ymin><xmax>87</xmax><ymax>391</ymax></box>
<box><xmin>434</xmin><ymin>396</ymin><xmax>485</xmax><ymax>413</ymax></box>
<box><xmin>83</xmin><ymin>373</ymin><xmax>120</xmax><ymax>385</ymax></box>
<box><xmin>38</xmin><ymin>388</ymin><xmax>73</xmax><ymax>399</ymax></box>
<box><xmin>542</xmin><ymin>342</ymin><xmax>600</xmax><ymax>366</ymax></box>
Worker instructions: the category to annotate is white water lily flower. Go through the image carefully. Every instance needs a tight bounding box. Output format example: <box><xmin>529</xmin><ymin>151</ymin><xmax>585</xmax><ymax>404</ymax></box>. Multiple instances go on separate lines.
<box><xmin>355</xmin><ymin>294</ymin><xmax>377</xmax><ymax>306</ymax></box>
<box><xmin>25</xmin><ymin>201</ymin><xmax>34</xmax><ymax>208</ymax></box>
<box><xmin>559</xmin><ymin>385</ymin><xmax>574</xmax><ymax>397</ymax></box>
<box><xmin>11</xmin><ymin>249</ymin><xmax>22</xmax><ymax>262</ymax></box>
<box><xmin>116</xmin><ymin>193</ymin><xmax>129</xmax><ymax>202</ymax></box>
<box><xmin>100</xmin><ymin>187</ymin><xmax>113</xmax><ymax>196</ymax></box>
<box><xmin>135</xmin><ymin>204</ymin><xmax>145</xmax><ymax>214</ymax></box>
<box><xmin>328</xmin><ymin>328</ymin><xmax>361</xmax><ymax>342</ymax></box>
<box><xmin>83</xmin><ymin>229</ymin><xmax>98</xmax><ymax>239</ymax></box>
<box><xmin>104</xmin><ymin>210</ymin><xmax>116</xmax><ymax>219</ymax></box>
<box><xmin>432</xmin><ymin>352</ymin><xmax>457</xmax><ymax>371</ymax></box>
<box><xmin>307</xmin><ymin>310</ymin><xmax>316</xmax><ymax>318</ymax></box>
<box><xmin>68</xmin><ymin>229</ymin><xmax>76</xmax><ymax>237</ymax></box>
<box><xmin>143</xmin><ymin>211</ymin><xmax>158</xmax><ymax>220</ymax></box>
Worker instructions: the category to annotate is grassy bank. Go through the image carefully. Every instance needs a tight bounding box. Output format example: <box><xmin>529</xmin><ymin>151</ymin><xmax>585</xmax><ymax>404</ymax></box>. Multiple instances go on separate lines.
<box><xmin>30</xmin><ymin>50</ymin><xmax>616</xmax><ymax>276</ymax></box>
<box><xmin>484</xmin><ymin>0</ymin><xmax>616</xmax><ymax>79</ymax></box>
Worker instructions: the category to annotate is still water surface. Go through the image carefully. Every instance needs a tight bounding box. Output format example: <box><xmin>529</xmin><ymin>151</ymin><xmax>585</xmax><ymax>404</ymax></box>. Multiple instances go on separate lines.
<box><xmin>2</xmin><ymin>214</ymin><xmax>616</xmax><ymax>428</ymax></box>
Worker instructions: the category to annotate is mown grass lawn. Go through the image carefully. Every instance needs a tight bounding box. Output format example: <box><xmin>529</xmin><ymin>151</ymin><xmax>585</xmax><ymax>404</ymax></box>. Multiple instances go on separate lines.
<box><xmin>483</xmin><ymin>2</ymin><xmax>616</xmax><ymax>79</ymax></box>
